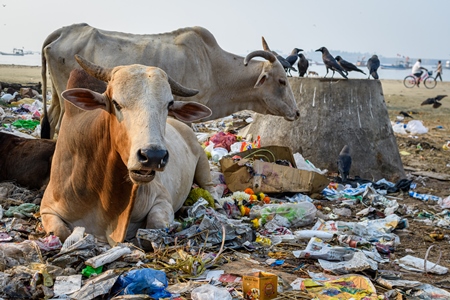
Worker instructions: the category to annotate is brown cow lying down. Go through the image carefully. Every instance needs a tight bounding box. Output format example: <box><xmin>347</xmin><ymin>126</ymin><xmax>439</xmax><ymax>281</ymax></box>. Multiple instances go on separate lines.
<box><xmin>40</xmin><ymin>55</ymin><xmax>215</xmax><ymax>246</ymax></box>
<box><xmin>0</xmin><ymin>132</ymin><xmax>55</xmax><ymax>190</ymax></box>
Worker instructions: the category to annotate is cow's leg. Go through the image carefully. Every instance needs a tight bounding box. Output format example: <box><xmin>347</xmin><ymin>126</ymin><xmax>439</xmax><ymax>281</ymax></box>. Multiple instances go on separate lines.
<box><xmin>41</xmin><ymin>213</ymin><xmax>71</xmax><ymax>242</ymax></box>
<box><xmin>194</xmin><ymin>154</ymin><xmax>217</xmax><ymax>199</ymax></box>
<box><xmin>145</xmin><ymin>187</ymin><xmax>175</xmax><ymax>229</ymax></box>
<box><xmin>146</xmin><ymin>201</ymin><xmax>174</xmax><ymax>229</ymax></box>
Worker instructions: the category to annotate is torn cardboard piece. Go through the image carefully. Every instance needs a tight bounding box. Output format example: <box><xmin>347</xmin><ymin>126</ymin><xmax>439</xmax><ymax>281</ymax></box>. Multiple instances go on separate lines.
<box><xmin>220</xmin><ymin>146</ymin><xmax>329</xmax><ymax>194</ymax></box>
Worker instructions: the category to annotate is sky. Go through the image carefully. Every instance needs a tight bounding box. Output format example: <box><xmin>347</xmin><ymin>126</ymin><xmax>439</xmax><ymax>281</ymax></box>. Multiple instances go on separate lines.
<box><xmin>1</xmin><ymin>0</ymin><xmax>449</xmax><ymax>60</ymax></box>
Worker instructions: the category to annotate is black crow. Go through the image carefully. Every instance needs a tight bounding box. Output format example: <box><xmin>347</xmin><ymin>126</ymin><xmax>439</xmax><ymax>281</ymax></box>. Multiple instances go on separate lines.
<box><xmin>337</xmin><ymin>145</ymin><xmax>352</xmax><ymax>182</ymax></box>
<box><xmin>261</xmin><ymin>36</ymin><xmax>297</xmax><ymax>75</ymax></box>
<box><xmin>399</xmin><ymin>111</ymin><xmax>414</xmax><ymax>118</ymax></box>
<box><xmin>335</xmin><ymin>56</ymin><xmax>366</xmax><ymax>75</ymax></box>
<box><xmin>367</xmin><ymin>55</ymin><xmax>380</xmax><ymax>79</ymax></box>
<box><xmin>297</xmin><ymin>53</ymin><xmax>309</xmax><ymax>77</ymax></box>
<box><xmin>421</xmin><ymin>95</ymin><xmax>448</xmax><ymax>108</ymax></box>
<box><xmin>285</xmin><ymin>48</ymin><xmax>303</xmax><ymax>76</ymax></box>
<box><xmin>315</xmin><ymin>47</ymin><xmax>348</xmax><ymax>79</ymax></box>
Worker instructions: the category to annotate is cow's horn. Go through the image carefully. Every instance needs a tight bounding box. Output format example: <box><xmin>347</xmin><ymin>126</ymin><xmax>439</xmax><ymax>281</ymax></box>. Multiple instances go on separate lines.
<box><xmin>167</xmin><ymin>76</ymin><xmax>199</xmax><ymax>97</ymax></box>
<box><xmin>261</xmin><ymin>36</ymin><xmax>271</xmax><ymax>52</ymax></box>
<box><xmin>74</xmin><ymin>54</ymin><xmax>112</xmax><ymax>82</ymax></box>
<box><xmin>244</xmin><ymin>50</ymin><xmax>276</xmax><ymax>66</ymax></box>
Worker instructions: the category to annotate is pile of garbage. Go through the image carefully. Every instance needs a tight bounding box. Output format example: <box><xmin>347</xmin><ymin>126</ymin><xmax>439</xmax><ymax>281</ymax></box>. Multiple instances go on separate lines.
<box><xmin>1</xmin><ymin>86</ymin><xmax>43</xmax><ymax>137</ymax></box>
<box><xmin>1</xmin><ymin>87</ymin><xmax>450</xmax><ymax>299</ymax></box>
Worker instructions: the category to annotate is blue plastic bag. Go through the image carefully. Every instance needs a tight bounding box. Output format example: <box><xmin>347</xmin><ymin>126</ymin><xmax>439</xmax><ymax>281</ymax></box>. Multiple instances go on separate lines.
<box><xmin>111</xmin><ymin>268</ymin><xmax>171</xmax><ymax>299</ymax></box>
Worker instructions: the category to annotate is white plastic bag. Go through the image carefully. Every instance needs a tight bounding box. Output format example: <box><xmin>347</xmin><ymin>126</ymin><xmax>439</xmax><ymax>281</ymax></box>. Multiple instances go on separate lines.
<box><xmin>293</xmin><ymin>153</ymin><xmax>328</xmax><ymax>174</ymax></box>
<box><xmin>406</xmin><ymin>120</ymin><xmax>428</xmax><ymax>135</ymax></box>
<box><xmin>391</xmin><ymin>122</ymin><xmax>407</xmax><ymax>134</ymax></box>
<box><xmin>191</xmin><ymin>284</ymin><xmax>232</xmax><ymax>300</ymax></box>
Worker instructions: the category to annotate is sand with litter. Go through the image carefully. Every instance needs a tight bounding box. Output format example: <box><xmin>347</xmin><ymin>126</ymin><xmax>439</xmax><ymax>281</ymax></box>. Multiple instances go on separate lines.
<box><xmin>1</xmin><ymin>64</ymin><xmax>450</xmax><ymax>286</ymax></box>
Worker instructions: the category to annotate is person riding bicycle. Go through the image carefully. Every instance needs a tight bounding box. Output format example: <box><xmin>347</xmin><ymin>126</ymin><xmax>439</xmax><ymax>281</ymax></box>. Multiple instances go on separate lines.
<box><xmin>411</xmin><ymin>59</ymin><xmax>428</xmax><ymax>87</ymax></box>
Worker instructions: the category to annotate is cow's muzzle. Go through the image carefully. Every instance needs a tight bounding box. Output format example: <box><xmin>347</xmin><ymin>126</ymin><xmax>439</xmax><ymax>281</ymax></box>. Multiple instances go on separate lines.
<box><xmin>129</xmin><ymin>148</ymin><xmax>169</xmax><ymax>183</ymax></box>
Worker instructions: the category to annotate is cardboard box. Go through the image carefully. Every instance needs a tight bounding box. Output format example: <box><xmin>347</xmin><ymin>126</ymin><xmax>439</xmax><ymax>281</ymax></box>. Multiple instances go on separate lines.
<box><xmin>242</xmin><ymin>272</ymin><xmax>278</xmax><ymax>300</ymax></box>
<box><xmin>220</xmin><ymin>146</ymin><xmax>329</xmax><ymax>194</ymax></box>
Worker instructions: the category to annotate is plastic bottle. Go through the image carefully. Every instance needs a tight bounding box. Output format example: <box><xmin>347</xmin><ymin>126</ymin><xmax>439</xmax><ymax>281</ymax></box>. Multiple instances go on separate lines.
<box><xmin>211</xmin><ymin>147</ymin><xmax>228</xmax><ymax>163</ymax></box>
<box><xmin>409</xmin><ymin>191</ymin><xmax>441</xmax><ymax>202</ymax></box>
<box><xmin>294</xmin><ymin>230</ymin><xmax>334</xmax><ymax>240</ymax></box>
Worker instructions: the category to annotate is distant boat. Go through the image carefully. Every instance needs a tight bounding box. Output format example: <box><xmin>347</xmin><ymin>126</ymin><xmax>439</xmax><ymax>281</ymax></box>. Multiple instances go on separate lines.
<box><xmin>0</xmin><ymin>48</ymin><xmax>24</xmax><ymax>56</ymax></box>
<box><xmin>307</xmin><ymin>59</ymin><xmax>324</xmax><ymax>66</ymax></box>
<box><xmin>445</xmin><ymin>60</ymin><xmax>450</xmax><ymax>69</ymax></box>
<box><xmin>356</xmin><ymin>56</ymin><xmax>366</xmax><ymax>67</ymax></box>
<box><xmin>381</xmin><ymin>60</ymin><xmax>411</xmax><ymax>70</ymax></box>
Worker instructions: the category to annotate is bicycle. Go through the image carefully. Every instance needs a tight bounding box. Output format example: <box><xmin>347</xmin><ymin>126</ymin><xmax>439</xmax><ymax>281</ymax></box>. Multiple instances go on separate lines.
<box><xmin>403</xmin><ymin>70</ymin><xmax>436</xmax><ymax>89</ymax></box>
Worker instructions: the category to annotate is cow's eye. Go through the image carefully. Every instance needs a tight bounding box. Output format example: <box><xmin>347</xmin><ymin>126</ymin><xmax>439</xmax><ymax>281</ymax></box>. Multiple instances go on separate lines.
<box><xmin>112</xmin><ymin>100</ymin><xmax>122</xmax><ymax>111</ymax></box>
<box><xmin>279</xmin><ymin>79</ymin><xmax>286</xmax><ymax>86</ymax></box>
<box><xmin>168</xmin><ymin>100</ymin><xmax>174</xmax><ymax>109</ymax></box>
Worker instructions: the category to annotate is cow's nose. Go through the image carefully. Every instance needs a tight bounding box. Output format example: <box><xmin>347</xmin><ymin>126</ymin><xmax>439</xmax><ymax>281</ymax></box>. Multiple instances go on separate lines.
<box><xmin>138</xmin><ymin>149</ymin><xmax>169</xmax><ymax>170</ymax></box>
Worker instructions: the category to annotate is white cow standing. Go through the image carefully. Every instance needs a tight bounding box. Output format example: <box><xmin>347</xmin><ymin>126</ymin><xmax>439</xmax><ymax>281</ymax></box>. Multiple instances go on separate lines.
<box><xmin>40</xmin><ymin>55</ymin><xmax>215</xmax><ymax>246</ymax></box>
<box><xmin>40</xmin><ymin>24</ymin><xmax>300</xmax><ymax>138</ymax></box>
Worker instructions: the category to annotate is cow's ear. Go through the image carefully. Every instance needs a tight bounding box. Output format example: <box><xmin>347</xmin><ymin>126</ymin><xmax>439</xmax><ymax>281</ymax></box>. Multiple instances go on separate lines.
<box><xmin>62</xmin><ymin>88</ymin><xmax>109</xmax><ymax>111</ymax></box>
<box><xmin>254</xmin><ymin>72</ymin><xmax>268</xmax><ymax>88</ymax></box>
<box><xmin>169</xmin><ymin>101</ymin><xmax>212</xmax><ymax>122</ymax></box>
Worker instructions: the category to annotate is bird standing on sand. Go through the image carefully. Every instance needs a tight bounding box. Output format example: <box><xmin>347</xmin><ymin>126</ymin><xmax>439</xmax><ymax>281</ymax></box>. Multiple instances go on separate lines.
<box><xmin>315</xmin><ymin>47</ymin><xmax>348</xmax><ymax>79</ymax></box>
<box><xmin>297</xmin><ymin>53</ymin><xmax>309</xmax><ymax>77</ymax></box>
<box><xmin>285</xmin><ymin>48</ymin><xmax>303</xmax><ymax>77</ymax></box>
<box><xmin>399</xmin><ymin>111</ymin><xmax>414</xmax><ymax>118</ymax></box>
<box><xmin>421</xmin><ymin>95</ymin><xmax>448</xmax><ymax>108</ymax></box>
<box><xmin>335</xmin><ymin>56</ymin><xmax>366</xmax><ymax>75</ymax></box>
<box><xmin>367</xmin><ymin>55</ymin><xmax>380</xmax><ymax>79</ymax></box>
<box><xmin>0</xmin><ymin>91</ymin><xmax>19</xmax><ymax>104</ymax></box>
<box><xmin>337</xmin><ymin>145</ymin><xmax>352</xmax><ymax>183</ymax></box>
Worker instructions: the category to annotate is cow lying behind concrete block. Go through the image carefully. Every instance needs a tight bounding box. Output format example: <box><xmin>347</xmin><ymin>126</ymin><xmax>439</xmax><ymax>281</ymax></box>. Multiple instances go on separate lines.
<box><xmin>0</xmin><ymin>132</ymin><xmax>55</xmax><ymax>190</ymax></box>
<box><xmin>40</xmin><ymin>55</ymin><xmax>215</xmax><ymax>246</ymax></box>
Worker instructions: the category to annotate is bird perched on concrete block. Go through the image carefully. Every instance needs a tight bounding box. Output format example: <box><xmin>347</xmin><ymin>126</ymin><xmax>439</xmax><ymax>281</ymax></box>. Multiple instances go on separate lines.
<box><xmin>315</xmin><ymin>47</ymin><xmax>348</xmax><ymax>79</ymax></box>
<box><xmin>337</xmin><ymin>145</ymin><xmax>352</xmax><ymax>183</ymax></box>
<box><xmin>335</xmin><ymin>56</ymin><xmax>366</xmax><ymax>75</ymax></box>
<box><xmin>367</xmin><ymin>55</ymin><xmax>380</xmax><ymax>79</ymax></box>
<box><xmin>421</xmin><ymin>95</ymin><xmax>447</xmax><ymax>108</ymax></box>
<box><xmin>297</xmin><ymin>53</ymin><xmax>309</xmax><ymax>77</ymax></box>
<box><xmin>261</xmin><ymin>37</ymin><xmax>297</xmax><ymax>76</ymax></box>
<box><xmin>285</xmin><ymin>48</ymin><xmax>303</xmax><ymax>77</ymax></box>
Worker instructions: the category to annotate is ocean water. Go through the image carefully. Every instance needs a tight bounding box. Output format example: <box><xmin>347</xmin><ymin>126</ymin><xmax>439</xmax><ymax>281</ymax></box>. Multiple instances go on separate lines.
<box><xmin>0</xmin><ymin>53</ymin><xmax>41</xmax><ymax>67</ymax></box>
<box><xmin>0</xmin><ymin>53</ymin><xmax>437</xmax><ymax>81</ymax></box>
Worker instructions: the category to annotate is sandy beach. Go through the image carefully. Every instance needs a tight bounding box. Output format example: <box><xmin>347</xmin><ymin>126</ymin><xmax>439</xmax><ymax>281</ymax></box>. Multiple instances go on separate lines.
<box><xmin>1</xmin><ymin>64</ymin><xmax>450</xmax><ymax>287</ymax></box>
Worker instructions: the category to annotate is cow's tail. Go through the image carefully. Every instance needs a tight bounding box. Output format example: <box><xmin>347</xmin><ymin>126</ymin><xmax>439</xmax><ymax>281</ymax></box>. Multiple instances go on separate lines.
<box><xmin>40</xmin><ymin>28</ymin><xmax>63</xmax><ymax>139</ymax></box>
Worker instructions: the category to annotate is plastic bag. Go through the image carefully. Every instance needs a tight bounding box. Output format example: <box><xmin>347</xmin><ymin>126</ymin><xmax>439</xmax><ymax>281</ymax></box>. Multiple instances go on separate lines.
<box><xmin>111</xmin><ymin>268</ymin><xmax>171</xmax><ymax>298</ymax></box>
<box><xmin>10</xmin><ymin>119</ymin><xmax>40</xmax><ymax>129</ymax></box>
<box><xmin>406</xmin><ymin>120</ymin><xmax>428</xmax><ymax>135</ymax></box>
<box><xmin>253</xmin><ymin>202</ymin><xmax>317</xmax><ymax>227</ymax></box>
<box><xmin>391</xmin><ymin>122</ymin><xmax>407</xmax><ymax>134</ymax></box>
<box><xmin>438</xmin><ymin>195</ymin><xmax>450</xmax><ymax>208</ymax></box>
<box><xmin>229</xmin><ymin>141</ymin><xmax>243</xmax><ymax>154</ymax></box>
<box><xmin>397</xmin><ymin>255</ymin><xmax>448</xmax><ymax>274</ymax></box>
<box><xmin>191</xmin><ymin>284</ymin><xmax>232</xmax><ymax>300</ymax></box>
<box><xmin>293</xmin><ymin>153</ymin><xmax>327</xmax><ymax>174</ymax></box>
